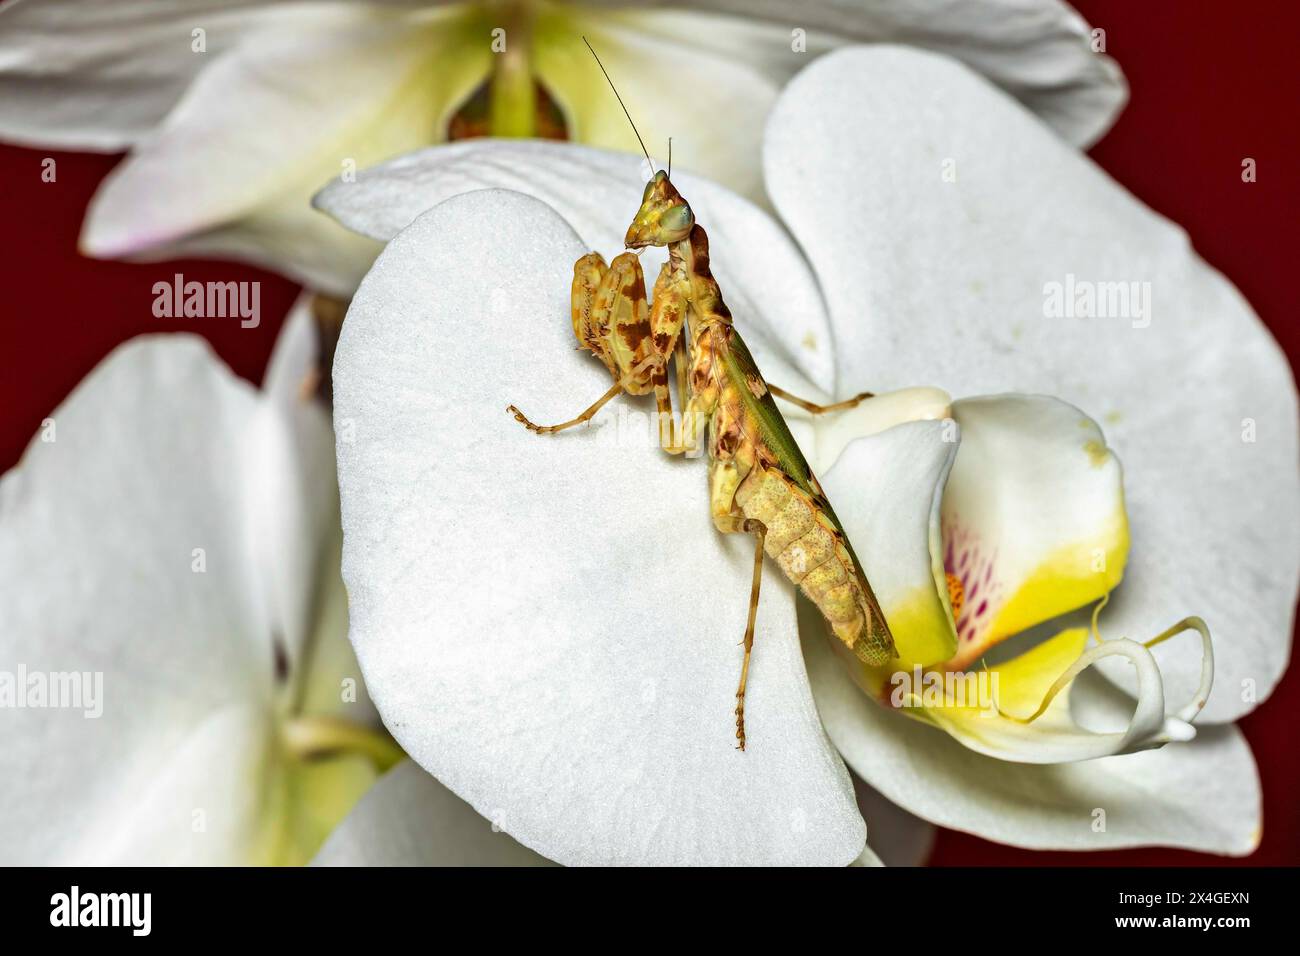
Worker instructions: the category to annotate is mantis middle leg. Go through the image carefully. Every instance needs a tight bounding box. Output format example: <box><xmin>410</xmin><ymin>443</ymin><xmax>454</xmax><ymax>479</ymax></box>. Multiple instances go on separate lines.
<box><xmin>768</xmin><ymin>384</ymin><xmax>874</xmax><ymax>415</ymax></box>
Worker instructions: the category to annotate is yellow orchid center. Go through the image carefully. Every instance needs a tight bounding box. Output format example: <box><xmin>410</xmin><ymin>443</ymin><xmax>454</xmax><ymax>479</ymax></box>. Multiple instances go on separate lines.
<box><xmin>446</xmin><ymin>1</ymin><xmax>569</xmax><ymax>140</ymax></box>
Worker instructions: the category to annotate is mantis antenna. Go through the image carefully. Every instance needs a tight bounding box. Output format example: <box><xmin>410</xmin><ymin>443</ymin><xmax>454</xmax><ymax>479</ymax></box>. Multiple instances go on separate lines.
<box><xmin>582</xmin><ymin>36</ymin><xmax>655</xmax><ymax>174</ymax></box>
<box><xmin>668</xmin><ymin>138</ymin><xmax>672</xmax><ymax>178</ymax></box>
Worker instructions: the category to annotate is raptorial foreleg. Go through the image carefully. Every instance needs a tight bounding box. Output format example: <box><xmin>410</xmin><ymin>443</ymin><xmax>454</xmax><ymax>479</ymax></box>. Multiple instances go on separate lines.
<box><xmin>509</xmin><ymin>252</ymin><xmax>660</xmax><ymax>434</ymax></box>
<box><xmin>648</xmin><ymin>263</ymin><xmax>690</xmax><ymax>451</ymax></box>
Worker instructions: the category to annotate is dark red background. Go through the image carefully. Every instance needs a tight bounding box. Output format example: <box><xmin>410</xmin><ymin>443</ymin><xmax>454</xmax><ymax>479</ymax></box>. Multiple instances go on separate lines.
<box><xmin>0</xmin><ymin>0</ymin><xmax>1295</xmax><ymax>864</ymax></box>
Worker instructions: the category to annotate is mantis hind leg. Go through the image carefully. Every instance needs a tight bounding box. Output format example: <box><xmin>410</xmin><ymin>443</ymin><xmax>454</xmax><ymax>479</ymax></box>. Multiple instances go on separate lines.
<box><xmin>769</xmin><ymin>384</ymin><xmax>874</xmax><ymax>415</ymax></box>
<box><xmin>732</xmin><ymin>519</ymin><xmax>767</xmax><ymax>751</ymax></box>
<box><xmin>711</xmin><ymin>460</ymin><xmax>767</xmax><ymax>750</ymax></box>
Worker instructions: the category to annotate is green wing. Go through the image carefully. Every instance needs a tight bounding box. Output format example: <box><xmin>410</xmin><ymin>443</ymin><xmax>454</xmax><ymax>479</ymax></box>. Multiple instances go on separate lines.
<box><xmin>719</xmin><ymin>328</ymin><xmax>860</xmax><ymax>549</ymax></box>
<box><xmin>720</xmin><ymin>329</ymin><xmax>821</xmax><ymax>492</ymax></box>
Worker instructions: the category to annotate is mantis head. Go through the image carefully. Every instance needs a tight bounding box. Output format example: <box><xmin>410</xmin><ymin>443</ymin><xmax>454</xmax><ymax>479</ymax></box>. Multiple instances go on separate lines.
<box><xmin>625</xmin><ymin>170</ymin><xmax>695</xmax><ymax>249</ymax></box>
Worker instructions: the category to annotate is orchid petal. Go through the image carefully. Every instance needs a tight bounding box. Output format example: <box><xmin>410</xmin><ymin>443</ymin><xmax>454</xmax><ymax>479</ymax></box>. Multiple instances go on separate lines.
<box><xmin>806</xmin><ymin>619</ymin><xmax>1260</xmax><ymax>854</ymax></box>
<box><xmin>807</xmin><ymin>386</ymin><xmax>952</xmax><ymax>477</ymax></box>
<box><xmin>314</xmin><ymin>137</ymin><xmax>836</xmax><ymax>392</ymax></box>
<box><xmin>0</xmin><ymin>336</ymin><xmax>345</xmax><ymax>862</ymax></box>
<box><xmin>536</xmin><ymin>7</ymin><xmax>828</xmax><ymax>204</ymax></box>
<box><xmin>333</xmin><ymin>188</ymin><xmax>866</xmax><ymax>866</ymax></box>
<box><xmin>911</xmin><ymin>627</ymin><xmax>1188</xmax><ymax>763</ymax></box>
<box><xmin>0</xmin><ymin>0</ymin><xmax>275</xmax><ymax>149</ymax></box>
<box><xmin>766</xmin><ymin>46</ymin><xmax>1299</xmax><ymax>722</ymax></box>
<box><xmin>81</xmin><ymin>4</ymin><xmax>490</xmax><ymax>295</ymax></box>
<box><xmin>263</xmin><ymin>298</ymin><xmax>379</xmax><ymax>723</ymax></box>
<box><xmin>817</xmin><ymin>421</ymin><xmax>959</xmax><ymax>672</ymax></box>
<box><xmin>0</xmin><ymin>324</ymin><xmax>380</xmax><ymax>863</ymax></box>
<box><xmin>621</xmin><ymin>0</ymin><xmax>1125</xmax><ymax>147</ymax></box>
<box><xmin>252</xmin><ymin>295</ymin><xmax>344</xmax><ymax>678</ymax></box>
<box><xmin>941</xmin><ymin>395</ymin><xmax>1128</xmax><ymax>668</ymax></box>
<box><xmin>313</xmin><ymin>760</ymin><xmax>554</xmax><ymax>866</ymax></box>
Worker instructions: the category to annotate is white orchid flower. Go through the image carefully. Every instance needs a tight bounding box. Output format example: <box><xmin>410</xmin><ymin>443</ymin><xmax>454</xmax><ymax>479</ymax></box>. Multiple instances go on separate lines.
<box><xmin>0</xmin><ymin>302</ymin><xmax>538</xmax><ymax>865</ymax></box>
<box><xmin>313</xmin><ymin>758</ymin><xmax>553</xmax><ymax>865</ymax></box>
<box><xmin>311</xmin><ymin>46</ymin><xmax>1296</xmax><ymax>865</ymax></box>
<box><xmin>0</xmin><ymin>0</ymin><xmax>1122</xmax><ymax>294</ymax></box>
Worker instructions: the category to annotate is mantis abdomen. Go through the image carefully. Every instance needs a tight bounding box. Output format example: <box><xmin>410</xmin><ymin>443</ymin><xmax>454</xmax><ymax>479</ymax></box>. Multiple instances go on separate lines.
<box><xmin>734</xmin><ymin>468</ymin><xmax>893</xmax><ymax>667</ymax></box>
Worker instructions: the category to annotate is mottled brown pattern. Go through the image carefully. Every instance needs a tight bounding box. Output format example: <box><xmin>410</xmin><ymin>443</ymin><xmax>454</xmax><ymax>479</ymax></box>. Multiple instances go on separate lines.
<box><xmin>570</xmin><ymin>253</ymin><xmax>617</xmax><ymax>378</ymax></box>
<box><xmin>617</xmin><ymin>318</ymin><xmax>651</xmax><ymax>353</ymax></box>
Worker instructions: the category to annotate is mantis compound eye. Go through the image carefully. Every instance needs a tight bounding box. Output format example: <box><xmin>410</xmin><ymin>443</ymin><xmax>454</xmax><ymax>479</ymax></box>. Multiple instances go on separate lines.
<box><xmin>662</xmin><ymin>203</ymin><xmax>694</xmax><ymax>234</ymax></box>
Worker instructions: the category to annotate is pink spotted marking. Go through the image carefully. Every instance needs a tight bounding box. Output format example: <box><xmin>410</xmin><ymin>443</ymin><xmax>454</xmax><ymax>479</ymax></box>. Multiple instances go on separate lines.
<box><xmin>942</xmin><ymin>520</ymin><xmax>1002</xmax><ymax>646</ymax></box>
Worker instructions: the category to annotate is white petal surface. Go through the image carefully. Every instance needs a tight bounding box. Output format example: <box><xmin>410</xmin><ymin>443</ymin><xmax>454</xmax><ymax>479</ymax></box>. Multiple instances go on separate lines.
<box><xmin>0</xmin><ymin>337</ymin><xmax>275</xmax><ymax>863</ymax></box>
<box><xmin>806</xmin><ymin>622</ymin><xmax>1261</xmax><ymax>855</ymax></box>
<box><xmin>334</xmin><ymin>189</ymin><xmax>865</xmax><ymax>866</ymax></box>
<box><xmin>767</xmin><ymin>46</ymin><xmax>1299</xmax><ymax>722</ymax></box>
<box><xmin>313</xmin><ymin>760</ymin><xmax>553</xmax><ymax>866</ymax></box>
<box><xmin>593</xmin><ymin>0</ymin><xmax>1126</xmax><ymax>147</ymax></box>
<box><xmin>81</xmin><ymin>4</ymin><xmax>489</xmax><ymax>295</ymax></box>
<box><xmin>0</xmin><ymin>0</ymin><xmax>277</xmax><ymax>149</ymax></box>
<box><xmin>808</xmin><ymin>386</ymin><xmax>952</xmax><ymax>477</ymax></box>
<box><xmin>313</xmin><ymin>139</ymin><xmax>835</xmax><ymax>393</ymax></box>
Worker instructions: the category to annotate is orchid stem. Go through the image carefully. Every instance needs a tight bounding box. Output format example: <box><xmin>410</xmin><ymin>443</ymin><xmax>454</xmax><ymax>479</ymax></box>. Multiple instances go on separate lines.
<box><xmin>283</xmin><ymin>715</ymin><xmax>405</xmax><ymax>771</ymax></box>
<box><xmin>489</xmin><ymin>1</ymin><xmax>536</xmax><ymax>137</ymax></box>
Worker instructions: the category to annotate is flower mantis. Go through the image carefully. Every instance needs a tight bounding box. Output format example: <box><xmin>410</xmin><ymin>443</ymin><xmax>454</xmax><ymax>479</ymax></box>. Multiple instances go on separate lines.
<box><xmin>508</xmin><ymin>41</ymin><xmax>892</xmax><ymax>749</ymax></box>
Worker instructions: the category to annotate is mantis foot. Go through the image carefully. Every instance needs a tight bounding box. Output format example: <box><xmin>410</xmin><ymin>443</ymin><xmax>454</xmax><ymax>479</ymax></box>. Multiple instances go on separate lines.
<box><xmin>506</xmin><ymin>404</ymin><xmax>550</xmax><ymax>434</ymax></box>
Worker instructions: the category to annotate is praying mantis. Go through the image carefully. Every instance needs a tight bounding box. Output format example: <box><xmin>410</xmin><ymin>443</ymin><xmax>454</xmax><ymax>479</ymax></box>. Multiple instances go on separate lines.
<box><xmin>507</xmin><ymin>41</ymin><xmax>897</xmax><ymax>749</ymax></box>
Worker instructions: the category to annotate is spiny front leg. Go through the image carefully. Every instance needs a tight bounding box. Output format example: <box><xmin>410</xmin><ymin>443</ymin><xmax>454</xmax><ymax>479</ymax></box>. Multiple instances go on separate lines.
<box><xmin>768</xmin><ymin>384</ymin><xmax>874</xmax><ymax>415</ymax></box>
<box><xmin>570</xmin><ymin>252</ymin><xmax>617</xmax><ymax>377</ymax></box>
<box><xmin>662</xmin><ymin>327</ymin><xmax>719</xmax><ymax>458</ymax></box>
<box><xmin>648</xmin><ymin>263</ymin><xmax>690</xmax><ymax>451</ymax></box>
